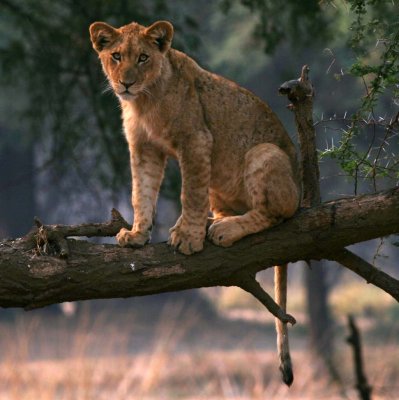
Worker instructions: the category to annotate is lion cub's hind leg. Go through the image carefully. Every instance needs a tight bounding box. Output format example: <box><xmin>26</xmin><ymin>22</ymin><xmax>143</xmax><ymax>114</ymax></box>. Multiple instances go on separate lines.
<box><xmin>209</xmin><ymin>190</ymin><xmax>238</xmax><ymax>223</ymax></box>
<box><xmin>208</xmin><ymin>143</ymin><xmax>299</xmax><ymax>247</ymax></box>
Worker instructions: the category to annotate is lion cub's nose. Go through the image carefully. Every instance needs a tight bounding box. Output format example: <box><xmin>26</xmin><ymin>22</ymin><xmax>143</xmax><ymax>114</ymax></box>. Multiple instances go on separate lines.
<box><xmin>119</xmin><ymin>80</ymin><xmax>136</xmax><ymax>89</ymax></box>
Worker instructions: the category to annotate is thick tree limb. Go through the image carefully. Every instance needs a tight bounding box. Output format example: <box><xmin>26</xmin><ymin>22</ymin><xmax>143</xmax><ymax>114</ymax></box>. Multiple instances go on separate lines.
<box><xmin>0</xmin><ymin>187</ymin><xmax>398</xmax><ymax>310</ymax></box>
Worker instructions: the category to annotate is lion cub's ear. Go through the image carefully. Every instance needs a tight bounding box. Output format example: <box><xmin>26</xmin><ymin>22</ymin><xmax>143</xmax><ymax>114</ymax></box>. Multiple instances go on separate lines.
<box><xmin>144</xmin><ymin>21</ymin><xmax>174</xmax><ymax>53</ymax></box>
<box><xmin>89</xmin><ymin>22</ymin><xmax>119</xmax><ymax>52</ymax></box>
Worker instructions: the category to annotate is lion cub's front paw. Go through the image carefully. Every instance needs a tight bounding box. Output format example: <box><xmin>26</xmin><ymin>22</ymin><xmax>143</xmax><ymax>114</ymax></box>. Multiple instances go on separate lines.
<box><xmin>208</xmin><ymin>217</ymin><xmax>244</xmax><ymax>247</ymax></box>
<box><xmin>116</xmin><ymin>228</ymin><xmax>150</xmax><ymax>248</ymax></box>
<box><xmin>168</xmin><ymin>223</ymin><xmax>204</xmax><ymax>255</ymax></box>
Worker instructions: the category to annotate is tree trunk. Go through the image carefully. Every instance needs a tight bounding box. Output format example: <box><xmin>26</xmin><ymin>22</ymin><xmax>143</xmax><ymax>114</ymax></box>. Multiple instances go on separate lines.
<box><xmin>304</xmin><ymin>261</ymin><xmax>335</xmax><ymax>374</ymax></box>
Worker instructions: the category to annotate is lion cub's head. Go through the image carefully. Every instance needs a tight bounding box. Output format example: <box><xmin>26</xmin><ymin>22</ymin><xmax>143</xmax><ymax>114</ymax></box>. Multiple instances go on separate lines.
<box><xmin>89</xmin><ymin>20</ymin><xmax>173</xmax><ymax>101</ymax></box>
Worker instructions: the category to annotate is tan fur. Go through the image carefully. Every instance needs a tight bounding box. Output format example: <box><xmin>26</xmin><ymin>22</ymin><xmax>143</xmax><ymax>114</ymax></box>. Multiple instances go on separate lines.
<box><xmin>90</xmin><ymin>20</ymin><xmax>299</xmax><ymax>382</ymax></box>
<box><xmin>89</xmin><ymin>19</ymin><xmax>300</xmax><ymax>252</ymax></box>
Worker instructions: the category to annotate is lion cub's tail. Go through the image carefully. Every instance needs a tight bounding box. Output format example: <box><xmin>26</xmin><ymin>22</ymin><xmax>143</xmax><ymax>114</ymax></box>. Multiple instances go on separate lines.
<box><xmin>274</xmin><ymin>264</ymin><xmax>293</xmax><ymax>386</ymax></box>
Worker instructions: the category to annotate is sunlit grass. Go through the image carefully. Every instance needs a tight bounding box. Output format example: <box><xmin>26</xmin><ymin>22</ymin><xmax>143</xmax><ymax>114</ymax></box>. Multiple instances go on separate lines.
<box><xmin>0</xmin><ymin>296</ymin><xmax>397</xmax><ymax>399</ymax></box>
<box><xmin>1</xmin><ymin>340</ymin><xmax>397</xmax><ymax>399</ymax></box>
<box><xmin>330</xmin><ymin>281</ymin><xmax>395</xmax><ymax>316</ymax></box>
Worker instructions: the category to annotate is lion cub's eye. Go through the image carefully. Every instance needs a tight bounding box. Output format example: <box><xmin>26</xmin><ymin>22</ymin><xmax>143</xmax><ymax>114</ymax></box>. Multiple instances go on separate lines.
<box><xmin>111</xmin><ymin>52</ymin><xmax>121</xmax><ymax>61</ymax></box>
<box><xmin>138</xmin><ymin>54</ymin><xmax>149</xmax><ymax>63</ymax></box>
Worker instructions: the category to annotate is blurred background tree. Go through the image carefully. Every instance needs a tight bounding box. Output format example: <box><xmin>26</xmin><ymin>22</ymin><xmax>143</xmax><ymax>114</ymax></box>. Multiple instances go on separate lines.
<box><xmin>0</xmin><ymin>0</ymin><xmax>199</xmax><ymax>226</ymax></box>
<box><xmin>1</xmin><ymin>0</ymin><xmax>399</xmax><ymax>386</ymax></box>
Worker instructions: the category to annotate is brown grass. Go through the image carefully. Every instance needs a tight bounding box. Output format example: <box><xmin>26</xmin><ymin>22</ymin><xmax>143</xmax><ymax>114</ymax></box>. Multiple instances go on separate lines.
<box><xmin>1</xmin><ymin>345</ymin><xmax>398</xmax><ymax>399</ymax></box>
<box><xmin>0</xmin><ymin>296</ymin><xmax>398</xmax><ymax>399</ymax></box>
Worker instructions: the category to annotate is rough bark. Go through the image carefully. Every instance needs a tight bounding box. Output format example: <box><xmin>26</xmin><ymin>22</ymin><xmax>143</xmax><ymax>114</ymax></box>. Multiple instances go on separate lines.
<box><xmin>0</xmin><ymin>187</ymin><xmax>398</xmax><ymax>310</ymax></box>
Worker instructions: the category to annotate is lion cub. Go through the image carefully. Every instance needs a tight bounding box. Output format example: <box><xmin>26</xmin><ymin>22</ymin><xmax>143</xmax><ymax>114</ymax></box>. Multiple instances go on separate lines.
<box><xmin>90</xmin><ymin>20</ymin><xmax>300</xmax><ymax>385</ymax></box>
<box><xmin>89</xmin><ymin>20</ymin><xmax>300</xmax><ymax>253</ymax></box>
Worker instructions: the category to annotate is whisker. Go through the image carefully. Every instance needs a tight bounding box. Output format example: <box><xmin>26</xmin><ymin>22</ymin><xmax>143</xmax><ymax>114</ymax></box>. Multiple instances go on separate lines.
<box><xmin>141</xmin><ymin>86</ymin><xmax>154</xmax><ymax>99</ymax></box>
<box><xmin>102</xmin><ymin>82</ymin><xmax>113</xmax><ymax>95</ymax></box>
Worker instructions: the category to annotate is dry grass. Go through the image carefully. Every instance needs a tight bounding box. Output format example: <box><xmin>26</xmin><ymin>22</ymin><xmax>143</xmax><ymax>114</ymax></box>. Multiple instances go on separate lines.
<box><xmin>0</xmin><ymin>294</ymin><xmax>398</xmax><ymax>399</ymax></box>
<box><xmin>1</xmin><ymin>342</ymin><xmax>398</xmax><ymax>399</ymax></box>
<box><xmin>0</xmin><ymin>351</ymin><xmax>344</xmax><ymax>400</ymax></box>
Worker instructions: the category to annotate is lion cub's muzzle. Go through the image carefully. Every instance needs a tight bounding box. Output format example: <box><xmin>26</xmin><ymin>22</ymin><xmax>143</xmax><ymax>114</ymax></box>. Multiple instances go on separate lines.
<box><xmin>119</xmin><ymin>80</ymin><xmax>136</xmax><ymax>90</ymax></box>
<box><xmin>115</xmin><ymin>80</ymin><xmax>138</xmax><ymax>98</ymax></box>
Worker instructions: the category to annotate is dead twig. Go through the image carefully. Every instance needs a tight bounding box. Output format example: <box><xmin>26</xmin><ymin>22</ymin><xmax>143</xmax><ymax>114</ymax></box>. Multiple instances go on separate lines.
<box><xmin>347</xmin><ymin>315</ymin><xmax>373</xmax><ymax>400</ymax></box>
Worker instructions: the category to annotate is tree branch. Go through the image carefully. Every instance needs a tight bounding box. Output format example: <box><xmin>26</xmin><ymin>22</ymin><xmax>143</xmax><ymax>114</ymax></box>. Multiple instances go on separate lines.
<box><xmin>279</xmin><ymin>64</ymin><xmax>320</xmax><ymax>208</ymax></box>
<box><xmin>0</xmin><ymin>188</ymin><xmax>398</xmax><ymax>310</ymax></box>
<box><xmin>26</xmin><ymin>208</ymin><xmax>130</xmax><ymax>258</ymax></box>
<box><xmin>233</xmin><ymin>273</ymin><xmax>296</xmax><ymax>325</ymax></box>
<box><xmin>326</xmin><ymin>249</ymin><xmax>399</xmax><ymax>302</ymax></box>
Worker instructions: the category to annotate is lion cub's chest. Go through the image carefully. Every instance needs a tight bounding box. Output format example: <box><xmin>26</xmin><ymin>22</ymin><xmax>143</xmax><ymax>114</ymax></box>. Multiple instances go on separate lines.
<box><xmin>122</xmin><ymin>102</ymin><xmax>177</xmax><ymax>156</ymax></box>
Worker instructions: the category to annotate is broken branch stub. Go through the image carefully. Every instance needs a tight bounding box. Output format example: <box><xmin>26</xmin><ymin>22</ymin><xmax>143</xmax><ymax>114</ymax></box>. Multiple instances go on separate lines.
<box><xmin>25</xmin><ymin>208</ymin><xmax>131</xmax><ymax>258</ymax></box>
<box><xmin>279</xmin><ymin>64</ymin><xmax>319</xmax><ymax>208</ymax></box>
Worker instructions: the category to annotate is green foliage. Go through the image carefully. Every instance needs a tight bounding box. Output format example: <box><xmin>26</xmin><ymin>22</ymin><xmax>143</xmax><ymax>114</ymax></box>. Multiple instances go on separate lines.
<box><xmin>219</xmin><ymin>0</ymin><xmax>332</xmax><ymax>53</ymax></box>
<box><xmin>318</xmin><ymin>0</ymin><xmax>399</xmax><ymax>192</ymax></box>
<box><xmin>204</xmin><ymin>2</ymin><xmax>266</xmax><ymax>80</ymax></box>
<box><xmin>218</xmin><ymin>0</ymin><xmax>399</xmax><ymax>192</ymax></box>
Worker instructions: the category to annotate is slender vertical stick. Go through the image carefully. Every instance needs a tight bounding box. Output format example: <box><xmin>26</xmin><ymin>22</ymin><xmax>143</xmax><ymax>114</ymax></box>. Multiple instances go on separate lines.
<box><xmin>347</xmin><ymin>315</ymin><xmax>372</xmax><ymax>400</ymax></box>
